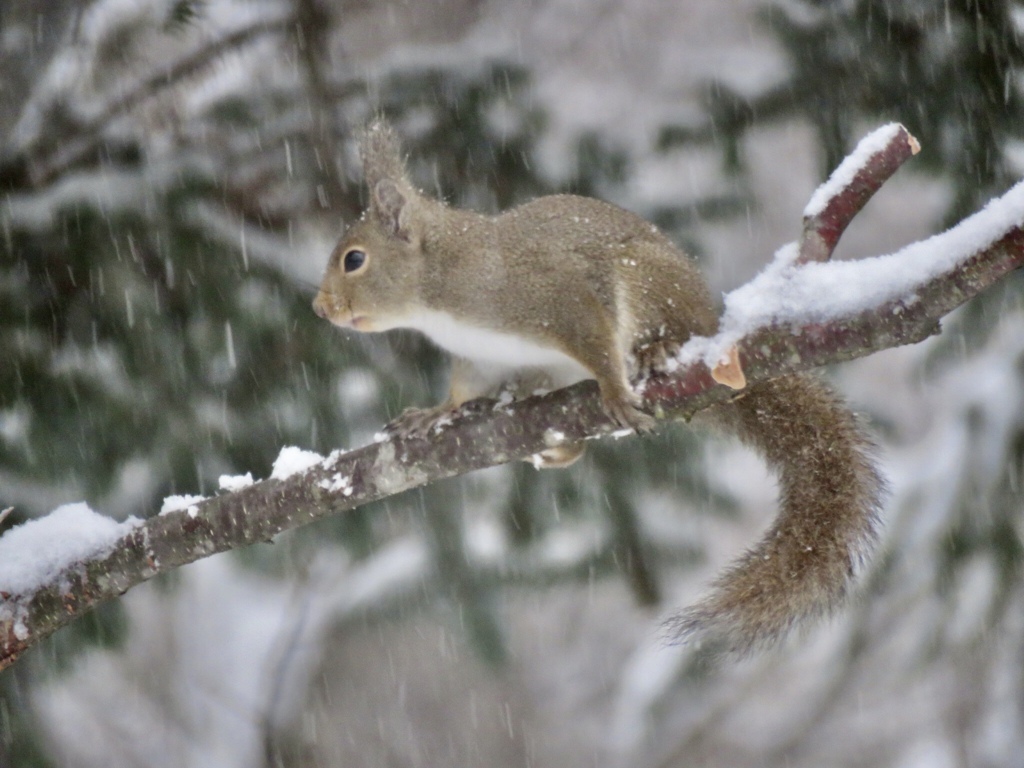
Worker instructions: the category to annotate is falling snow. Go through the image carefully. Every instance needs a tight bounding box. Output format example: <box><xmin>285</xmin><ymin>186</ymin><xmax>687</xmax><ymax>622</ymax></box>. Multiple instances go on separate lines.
<box><xmin>5</xmin><ymin>1</ymin><xmax>1024</xmax><ymax>767</ymax></box>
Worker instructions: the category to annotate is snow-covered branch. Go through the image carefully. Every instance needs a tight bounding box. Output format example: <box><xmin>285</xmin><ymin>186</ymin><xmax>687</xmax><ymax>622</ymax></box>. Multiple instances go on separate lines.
<box><xmin>3</xmin><ymin>125</ymin><xmax>1023</xmax><ymax>671</ymax></box>
<box><xmin>798</xmin><ymin>123</ymin><xmax>920</xmax><ymax>264</ymax></box>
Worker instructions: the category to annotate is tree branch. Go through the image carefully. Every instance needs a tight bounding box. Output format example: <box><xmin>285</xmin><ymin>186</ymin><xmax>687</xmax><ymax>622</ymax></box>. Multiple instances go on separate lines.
<box><xmin>3</xmin><ymin>125</ymin><xmax>1023</xmax><ymax>671</ymax></box>
<box><xmin>797</xmin><ymin>123</ymin><xmax>920</xmax><ymax>264</ymax></box>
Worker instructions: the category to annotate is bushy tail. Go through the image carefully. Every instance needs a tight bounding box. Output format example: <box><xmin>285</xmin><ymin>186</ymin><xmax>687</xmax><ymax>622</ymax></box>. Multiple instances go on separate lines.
<box><xmin>669</xmin><ymin>374</ymin><xmax>885</xmax><ymax>654</ymax></box>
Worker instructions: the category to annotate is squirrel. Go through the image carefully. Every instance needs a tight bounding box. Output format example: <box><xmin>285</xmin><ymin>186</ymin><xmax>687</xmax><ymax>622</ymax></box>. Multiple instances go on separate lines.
<box><xmin>312</xmin><ymin>119</ymin><xmax>884</xmax><ymax>654</ymax></box>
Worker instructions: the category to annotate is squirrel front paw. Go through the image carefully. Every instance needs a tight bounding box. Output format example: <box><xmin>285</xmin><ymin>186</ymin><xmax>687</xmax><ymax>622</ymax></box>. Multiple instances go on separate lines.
<box><xmin>601</xmin><ymin>393</ymin><xmax>658</xmax><ymax>433</ymax></box>
<box><xmin>384</xmin><ymin>404</ymin><xmax>458</xmax><ymax>439</ymax></box>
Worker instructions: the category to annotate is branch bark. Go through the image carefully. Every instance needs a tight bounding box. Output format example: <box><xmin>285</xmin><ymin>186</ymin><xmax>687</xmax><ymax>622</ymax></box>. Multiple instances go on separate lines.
<box><xmin>3</xmin><ymin>125</ymin><xmax>1023</xmax><ymax>671</ymax></box>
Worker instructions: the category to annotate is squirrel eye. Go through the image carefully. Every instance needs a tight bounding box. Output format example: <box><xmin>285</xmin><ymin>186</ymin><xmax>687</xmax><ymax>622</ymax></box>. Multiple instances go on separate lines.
<box><xmin>343</xmin><ymin>249</ymin><xmax>367</xmax><ymax>273</ymax></box>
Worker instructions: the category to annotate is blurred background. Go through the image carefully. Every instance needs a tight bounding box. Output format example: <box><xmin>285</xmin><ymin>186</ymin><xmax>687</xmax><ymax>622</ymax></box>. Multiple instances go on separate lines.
<box><xmin>2</xmin><ymin>1</ymin><xmax>1024</xmax><ymax>766</ymax></box>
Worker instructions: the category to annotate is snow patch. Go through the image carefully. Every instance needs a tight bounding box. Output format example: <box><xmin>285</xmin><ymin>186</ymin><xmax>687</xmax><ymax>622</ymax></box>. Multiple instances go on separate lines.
<box><xmin>321</xmin><ymin>448</ymin><xmax>348</xmax><ymax>469</ymax></box>
<box><xmin>803</xmin><ymin>123</ymin><xmax>906</xmax><ymax>219</ymax></box>
<box><xmin>544</xmin><ymin>428</ymin><xmax>567</xmax><ymax>445</ymax></box>
<box><xmin>218</xmin><ymin>473</ymin><xmax>255</xmax><ymax>492</ymax></box>
<box><xmin>0</xmin><ymin>503</ymin><xmax>140</xmax><ymax>597</ymax></box>
<box><xmin>160</xmin><ymin>494</ymin><xmax>207</xmax><ymax>518</ymax></box>
<box><xmin>270</xmin><ymin>446</ymin><xmax>324</xmax><ymax>480</ymax></box>
<box><xmin>317</xmin><ymin>473</ymin><xmax>353</xmax><ymax>496</ymax></box>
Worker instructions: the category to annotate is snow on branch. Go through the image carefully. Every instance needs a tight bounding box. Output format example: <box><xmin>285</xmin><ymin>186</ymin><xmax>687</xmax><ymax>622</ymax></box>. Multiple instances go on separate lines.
<box><xmin>799</xmin><ymin>123</ymin><xmax>920</xmax><ymax>264</ymax></box>
<box><xmin>3</xmin><ymin>125</ymin><xmax>1024</xmax><ymax>671</ymax></box>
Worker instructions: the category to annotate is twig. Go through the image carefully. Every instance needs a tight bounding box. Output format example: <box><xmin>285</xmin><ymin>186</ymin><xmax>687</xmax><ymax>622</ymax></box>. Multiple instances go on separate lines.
<box><xmin>797</xmin><ymin>123</ymin><xmax>920</xmax><ymax>264</ymax></box>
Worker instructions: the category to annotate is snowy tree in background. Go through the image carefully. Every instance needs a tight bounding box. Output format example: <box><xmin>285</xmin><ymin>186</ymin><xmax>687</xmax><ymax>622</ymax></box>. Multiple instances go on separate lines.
<box><xmin>1</xmin><ymin>0</ymin><xmax>1023</xmax><ymax>767</ymax></box>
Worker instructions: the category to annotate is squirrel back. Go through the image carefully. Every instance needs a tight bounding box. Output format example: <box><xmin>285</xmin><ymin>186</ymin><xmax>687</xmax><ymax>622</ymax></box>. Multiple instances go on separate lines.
<box><xmin>314</xmin><ymin>119</ymin><xmax>884</xmax><ymax>653</ymax></box>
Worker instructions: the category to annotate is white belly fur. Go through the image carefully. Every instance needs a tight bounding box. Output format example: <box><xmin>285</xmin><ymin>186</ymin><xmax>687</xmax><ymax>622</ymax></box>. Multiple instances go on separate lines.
<box><xmin>403</xmin><ymin>309</ymin><xmax>591</xmax><ymax>388</ymax></box>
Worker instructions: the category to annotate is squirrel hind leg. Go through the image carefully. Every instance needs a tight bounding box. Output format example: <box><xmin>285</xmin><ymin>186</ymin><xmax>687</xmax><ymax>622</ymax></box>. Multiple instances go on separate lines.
<box><xmin>527</xmin><ymin>443</ymin><xmax>586</xmax><ymax>469</ymax></box>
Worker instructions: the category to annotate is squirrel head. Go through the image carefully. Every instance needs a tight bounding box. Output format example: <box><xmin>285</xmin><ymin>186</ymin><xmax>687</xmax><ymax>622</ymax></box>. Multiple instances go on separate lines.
<box><xmin>313</xmin><ymin>120</ymin><xmax>428</xmax><ymax>332</ymax></box>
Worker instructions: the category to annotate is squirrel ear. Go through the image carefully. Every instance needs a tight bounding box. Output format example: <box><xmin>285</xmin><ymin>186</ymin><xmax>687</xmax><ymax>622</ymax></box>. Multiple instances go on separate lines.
<box><xmin>372</xmin><ymin>179</ymin><xmax>413</xmax><ymax>242</ymax></box>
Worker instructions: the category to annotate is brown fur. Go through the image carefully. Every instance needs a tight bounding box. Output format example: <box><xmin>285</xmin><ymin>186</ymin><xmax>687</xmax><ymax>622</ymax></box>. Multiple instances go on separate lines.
<box><xmin>313</xmin><ymin>119</ymin><xmax>884</xmax><ymax>652</ymax></box>
<box><xmin>675</xmin><ymin>376</ymin><xmax>884</xmax><ymax>652</ymax></box>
